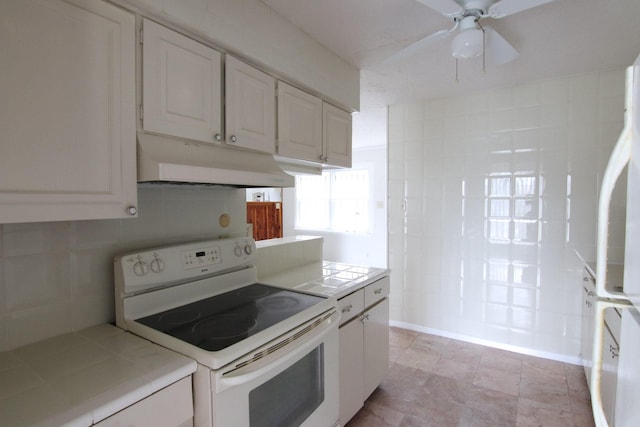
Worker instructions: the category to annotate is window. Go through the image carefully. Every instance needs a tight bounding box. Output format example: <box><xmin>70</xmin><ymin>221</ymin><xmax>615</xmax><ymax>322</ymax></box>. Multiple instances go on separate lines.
<box><xmin>295</xmin><ymin>169</ymin><xmax>370</xmax><ymax>233</ymax></box>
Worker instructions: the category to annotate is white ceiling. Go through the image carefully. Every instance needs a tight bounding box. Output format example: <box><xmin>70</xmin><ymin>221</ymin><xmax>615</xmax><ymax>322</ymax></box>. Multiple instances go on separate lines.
<box><xmin>262</xmin><ymin>0</ymin><xmax>640</xmax><ymax>110</ymax></box>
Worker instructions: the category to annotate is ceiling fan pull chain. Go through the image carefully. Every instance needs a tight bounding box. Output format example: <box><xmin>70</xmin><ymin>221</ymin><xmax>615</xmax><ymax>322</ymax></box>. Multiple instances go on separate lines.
<box><xmin>478</xmin><ymin>19</ymin><xmax>487</xmax><ymax>74</ymax></box>
<box><xmin>455</xmin><ymin>58</ymin><xmax>459</xmax><ymax>83</ymax></box>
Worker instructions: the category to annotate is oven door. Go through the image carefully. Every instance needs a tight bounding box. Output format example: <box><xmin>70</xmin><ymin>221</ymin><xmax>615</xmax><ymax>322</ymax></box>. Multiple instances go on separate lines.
<box><xmin>211</xmin><ymin>309</ymin><xmax>339</xmax><ymax>427</ymax></box>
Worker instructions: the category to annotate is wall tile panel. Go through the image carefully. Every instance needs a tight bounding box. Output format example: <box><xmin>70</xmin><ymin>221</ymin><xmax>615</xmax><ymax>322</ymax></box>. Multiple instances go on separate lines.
<box><xmin>0</xmin><ymin>186</ymin><xmax>246</xmax><ymax>351</ymax></box>
<box><xmin>388</xmin><ymin>70</ymin><xmax>626</xmax><ymax>360</ymax></box>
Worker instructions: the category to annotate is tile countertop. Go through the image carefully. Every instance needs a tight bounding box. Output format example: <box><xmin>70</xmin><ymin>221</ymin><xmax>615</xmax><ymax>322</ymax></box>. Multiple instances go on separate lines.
<box><xmin>0</xmin><ymin>324</ymin><xmax>196</xmax><ymax>427</ymax></box>
<box><xmin>259</xmin><ymin>260</ymin><xmax>390</xmax><ymax>299</ymax></box>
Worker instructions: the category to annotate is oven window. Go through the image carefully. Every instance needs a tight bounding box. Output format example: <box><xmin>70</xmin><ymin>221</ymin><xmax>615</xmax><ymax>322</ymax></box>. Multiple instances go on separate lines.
<box><xmin>249</xmin><ymin>344</ymin><xmax>324</xmax><ymax>427</ymax></box>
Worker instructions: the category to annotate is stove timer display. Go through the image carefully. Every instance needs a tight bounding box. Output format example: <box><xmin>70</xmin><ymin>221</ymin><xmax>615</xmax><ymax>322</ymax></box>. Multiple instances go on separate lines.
<box><xmin>182</xmin><ymin>246</ymin><xmax>222</xmax><ymax>270</ymax></box>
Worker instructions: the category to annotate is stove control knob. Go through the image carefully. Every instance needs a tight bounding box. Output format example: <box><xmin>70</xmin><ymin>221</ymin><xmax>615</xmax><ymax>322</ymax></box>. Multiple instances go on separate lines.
<box><xmin>133</xmin><ymin>260</ymin><xmax>149</xmax><ymax>276</ymax></box>
<box><xmin>234</xmin><ymin>245</ymin><xmax>243</xmax><ymax>257</ymax></box>
<box><xmin>244</xmin><ymin>244</ymin><xmax>252</xmax><ymax>255</ymax></box>
<box><xmin>150</xmin><ymin>258</ymin><xmax>165</xmax><ymax>273</ymax></box>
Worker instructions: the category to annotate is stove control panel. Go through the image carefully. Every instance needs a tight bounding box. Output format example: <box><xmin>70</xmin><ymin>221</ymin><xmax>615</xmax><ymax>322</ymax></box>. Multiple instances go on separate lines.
<box><xmin>182</xmin><ymin>246</ymin><xmax>221</xmax><ymax>269</ymax></box>
<box><xmin>115</xmin><ymin>237</ymin><xmax>257</xmax><ymax>295</ymax></box>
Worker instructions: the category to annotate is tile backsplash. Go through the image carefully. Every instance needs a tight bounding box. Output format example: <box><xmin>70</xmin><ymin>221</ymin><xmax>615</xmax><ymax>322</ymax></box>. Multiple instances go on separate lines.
<box><xmin>388</xmin><ymin>69</ymin><xmax>627</xmax><ymax>360</ymax></box>
<box><xmin>0</xmin><ymin>185</ymin><xmax>247</xmax><ymax>351</ymax></box>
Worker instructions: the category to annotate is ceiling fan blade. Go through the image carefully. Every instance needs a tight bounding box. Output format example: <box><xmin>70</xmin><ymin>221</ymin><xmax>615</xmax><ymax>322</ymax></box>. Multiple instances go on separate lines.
<box><xmin>487</xmin><ymin>0</ymin><xmax>555</xmax><ymax>18</ymax></box>
<box><xmin>415</xmin><ymin>0</ymin><xmax>464</xmax><ymax>17</ymax></box>
<box><xmin>384</xmin><ymin>27</ymin><xmax>455</xmax><ymax>64</ymax></box>
<box><xmin>484</xmin><ymin>27</ymin><xmax>519</xmax><ymax>65</ymax></box>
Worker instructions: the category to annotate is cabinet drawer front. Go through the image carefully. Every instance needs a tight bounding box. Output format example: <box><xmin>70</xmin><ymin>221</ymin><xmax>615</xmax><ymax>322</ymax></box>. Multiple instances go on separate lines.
<box><xmin>365</xmin><ymin>276</ymin><xmax>390</xmax><ymax>308</ymax></box>
<box><xmin>95</xmin><ymin>377</ymin><xmax>193</xmax><ymax>427</ymax></box>
<box><xmin>338</xmin><ymin>289</ymin><xmax>364</xmax><ymax>325</ymax></box>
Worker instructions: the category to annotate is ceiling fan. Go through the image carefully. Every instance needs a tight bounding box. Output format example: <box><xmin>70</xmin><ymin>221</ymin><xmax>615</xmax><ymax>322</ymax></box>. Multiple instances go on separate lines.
<box><xmin>387</xmin><ymin>0</ymin><xmax>555</xmax><ymax>67</ymax></box>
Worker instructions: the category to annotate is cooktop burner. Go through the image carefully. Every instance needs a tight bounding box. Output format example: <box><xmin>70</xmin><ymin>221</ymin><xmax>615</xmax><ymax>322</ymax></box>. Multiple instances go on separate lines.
<box><xmin>136</xmin><ymin>283</ymin><xmax>325</xmax><ymax>351</ymax></box>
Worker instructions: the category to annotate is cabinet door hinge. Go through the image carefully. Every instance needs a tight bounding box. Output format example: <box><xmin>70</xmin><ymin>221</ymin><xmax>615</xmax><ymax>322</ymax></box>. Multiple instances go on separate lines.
<box><xmin>139</xmin><ymin>105</ymin><xmax>144</xmax><ymax>121</ymax></box>
<box><xmin>139</xmin><ymin>27</ymin><xmax>143</xmax><ymax>44</ymax></box>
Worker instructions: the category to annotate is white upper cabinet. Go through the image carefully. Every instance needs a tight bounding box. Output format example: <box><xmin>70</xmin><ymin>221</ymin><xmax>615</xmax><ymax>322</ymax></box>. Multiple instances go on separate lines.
<box><xmin>323</xmin><ymin>103</ymin><xmax>352</xmax><ymax>168</ymax></box>
<box><xmin>142</xmin><ymin>19</ymin><xmax>223</xmax><ymax>144</ymax></box>
<box><xmin>225</xmin><ymin>56</ymin><xmax>276</xmax><ymax>153</ymax></box>
<box><xmin>0</xmin><ymin>0</ymin><xmax>137</xmax><ymax>223</ymax></box>
<box><xmin>277</xmin><ymin>82</ymin><xmax>323</xmax><ymax>162</ymax></box>
<box><xmin>277</xmin><ymin>83</ymin><xmax>353</xmax><ymax>168</ymax></box>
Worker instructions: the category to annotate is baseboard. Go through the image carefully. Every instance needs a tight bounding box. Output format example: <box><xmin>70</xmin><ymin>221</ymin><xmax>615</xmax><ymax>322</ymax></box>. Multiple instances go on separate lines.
<box><xmin>389</xmin><ymin>320</ymin><xmax>583</xmax><ymax>366</ymax></box>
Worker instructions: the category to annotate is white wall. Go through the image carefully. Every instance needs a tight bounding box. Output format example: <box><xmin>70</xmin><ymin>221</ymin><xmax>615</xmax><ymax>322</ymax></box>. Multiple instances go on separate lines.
<box><xmin>0</xmin><ymin>186</ymin><xmax>247</xmax><ymax>351</ymax></box>
<box><xmin>388</xmin><ymin>70</ymin><xmax>627</xmax><ymax>362</ymax></box>
<box><xmin>245</xmin><ymin>188</ymin><xmax>283</xmax><ymax>202</ymax></box>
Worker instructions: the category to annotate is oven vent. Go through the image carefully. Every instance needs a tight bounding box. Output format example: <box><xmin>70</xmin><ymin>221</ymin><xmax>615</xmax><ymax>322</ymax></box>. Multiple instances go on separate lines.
<box><xmin>235</xmin><ymin>310</ymin><xmax>336</xmax><ymax>370</ymax></box>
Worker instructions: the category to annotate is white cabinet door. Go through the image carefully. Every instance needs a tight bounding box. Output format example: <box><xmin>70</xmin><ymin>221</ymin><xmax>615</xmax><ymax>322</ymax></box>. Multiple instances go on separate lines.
<box><xmin>363</xmin><ymin>298</ymin><xmax>390</xmax><ymax>399</ymax></box>
<box><xmin>339</xmin><ymin>317</ymin><xmax>365</xmax><ymax>425</ymax></box>
<box><xmin>225</xmin><ymin>56</ymin><xmax>276</xmax><ymax>153</ymax></box>
<box><xmin>323</xmin><ymin>103</ymin><xmax>352</xmax><ymax>168</ymax></box>
<box><xmin>0</xmin><ymin>0</ymin><xmax>137</xmax><ymax>223</ymax></box>
<box><xmin>338</xmin><ymin>280</ymin><xmax>389</xmax><ymax>426</ymax></box>
<box><xmin>277</xmin><ymin>82</ymin><xmax>323</xmax><ymax>162</ymax></box>
<box><xmin>142</xmin><ymin>19</ymin><xmax>222</xmax><ymax>144</ymax></box>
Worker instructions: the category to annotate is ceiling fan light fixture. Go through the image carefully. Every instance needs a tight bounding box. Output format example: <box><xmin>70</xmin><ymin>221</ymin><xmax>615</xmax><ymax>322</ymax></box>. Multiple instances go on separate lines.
<box><xmin>451</xmin><ymin>27</ymin><xmax>484</xmax><ymax>59</ymax></box>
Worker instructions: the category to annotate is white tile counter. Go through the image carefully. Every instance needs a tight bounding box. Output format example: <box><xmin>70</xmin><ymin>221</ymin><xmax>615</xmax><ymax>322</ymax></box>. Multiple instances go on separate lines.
<box><xmin>0</xmin><ymin>324</ymin><xmax>196</xmax><ymax>427</ymax></box>
<box><xmin>259</xmin><ymin>260</ymin><xmax>389</xmax><ymax>299</ymax></box>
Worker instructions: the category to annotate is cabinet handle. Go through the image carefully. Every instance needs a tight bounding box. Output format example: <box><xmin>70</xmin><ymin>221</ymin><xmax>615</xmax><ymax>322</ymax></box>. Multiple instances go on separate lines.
<box><xmin>127</xmin><ymin>206</ymin><xmax>137</xmax><ymax>216</ymax></box>
<box><xmin>214</xmin><ymin>133</ymin><xmax>222</xmax><ymax>142</ymax></box>
<box><xmin>230</xmin><ymin>135</ymin><xmax>237</xmax><ymax>143</ymax></box>
<box><xmin>610</xmin><ymin>344</ymin><xmax>619</xmax><ymax>359</ymax></box>
<box><xmin>341</xmin><ymin>304</ymin><xmax>353</xmax><ymax>313</ymax></box>
<box><xmin>374</xmin><ymin>288</ymin><xmax>383</xmax><ymax>294</ymax></box>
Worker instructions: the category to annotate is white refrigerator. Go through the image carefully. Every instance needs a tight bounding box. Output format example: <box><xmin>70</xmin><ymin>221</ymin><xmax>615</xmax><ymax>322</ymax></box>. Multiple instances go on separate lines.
<box><xmin>592</xmin><ymin>54</ymin><xmax>640</xmax><ymax>427</ymax></box>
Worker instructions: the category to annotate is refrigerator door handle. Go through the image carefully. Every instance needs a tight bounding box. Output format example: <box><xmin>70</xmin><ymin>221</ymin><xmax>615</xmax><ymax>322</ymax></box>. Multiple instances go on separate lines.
<box><xmin>596</xmin><ymin>65</ymin><xmax>635</xmax><ymax>300</ymax></box>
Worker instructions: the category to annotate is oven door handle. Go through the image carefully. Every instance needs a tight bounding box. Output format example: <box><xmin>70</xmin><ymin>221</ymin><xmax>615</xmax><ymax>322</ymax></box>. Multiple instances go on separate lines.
<box><xmin>216</xmin><ymin>310</ymin><xmax>338</xmax><ymax>391</ymax></box>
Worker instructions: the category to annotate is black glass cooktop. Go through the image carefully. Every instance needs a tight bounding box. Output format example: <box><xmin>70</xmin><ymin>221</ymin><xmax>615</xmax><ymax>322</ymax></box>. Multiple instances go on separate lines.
<box><xmin>136</xmin><ymin>283</ymin><xmax>325</xmax><ymax>351</ymax></box>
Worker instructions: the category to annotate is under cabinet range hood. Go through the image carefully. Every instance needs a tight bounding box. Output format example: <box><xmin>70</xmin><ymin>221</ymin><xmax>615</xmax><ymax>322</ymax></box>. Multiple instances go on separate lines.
<box><xmin>137</xmin><ymin>133</ymin><xmax>294</xmax><ymax>188</ymax></box>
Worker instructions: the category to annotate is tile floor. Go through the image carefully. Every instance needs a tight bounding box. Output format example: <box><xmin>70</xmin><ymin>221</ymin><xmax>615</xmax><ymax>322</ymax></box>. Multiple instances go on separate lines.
<box><xmin>346</xmin><ymin>327</ymin><xmax>595</xmax><ymax>427</ymax></box>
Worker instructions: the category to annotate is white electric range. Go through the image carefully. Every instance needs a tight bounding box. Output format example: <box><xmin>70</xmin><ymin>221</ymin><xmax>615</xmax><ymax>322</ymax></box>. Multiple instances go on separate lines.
<box><xmin>114</xmin><ymin>237</ymin><xmax>340</xmax><ymax>427</ymax></box>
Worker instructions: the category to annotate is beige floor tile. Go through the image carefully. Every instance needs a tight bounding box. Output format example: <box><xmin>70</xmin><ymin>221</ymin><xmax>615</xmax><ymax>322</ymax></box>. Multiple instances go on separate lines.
<box><xmin>473</xmin><ymin>364</ymin><xmax>522</xmax><ymax>396</ymax></box>
<box><xmin>393</xmin><ymin>346</ymin><xmax>441</xmax><ymax>372</ymax></box>
<box><xmin>347</xmin><ymin>400</ymin><xmax>404</xmax><ymax>427</ymax></box>
<box><xmin>515</xmin><ymin>397</ymin><xmax>575</xmax><ymax>427</ymax></box>
<box><xmin>347</xmin><ymin>328</ymin><xmax>594</xmax><ymax>427</ymax></box>
<box><xmin>432</xmin><ymin>355</ymin><xmax>478</xmax><ymax>382</ymax></box>
<box><xmin>518</xmin><ymin>375</ymin><xmax>571</xmax><ymax>411</ymax></box>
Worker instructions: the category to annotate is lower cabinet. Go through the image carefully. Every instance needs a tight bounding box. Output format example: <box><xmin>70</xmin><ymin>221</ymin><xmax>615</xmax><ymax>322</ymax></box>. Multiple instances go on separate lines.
<box><xmin>339</xmin><ymin>276</ymin><xmax>390</xmax><ymax>425</ymax></box>
<box><xmin>94</xmin><ymin>376</ymin><xmax>193</xmax><ymax>427</ymax></box>
<box><xmin>339</xmin><ymin>314</ymin><xmax>365</xmax><ymax>424</ymax></box>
